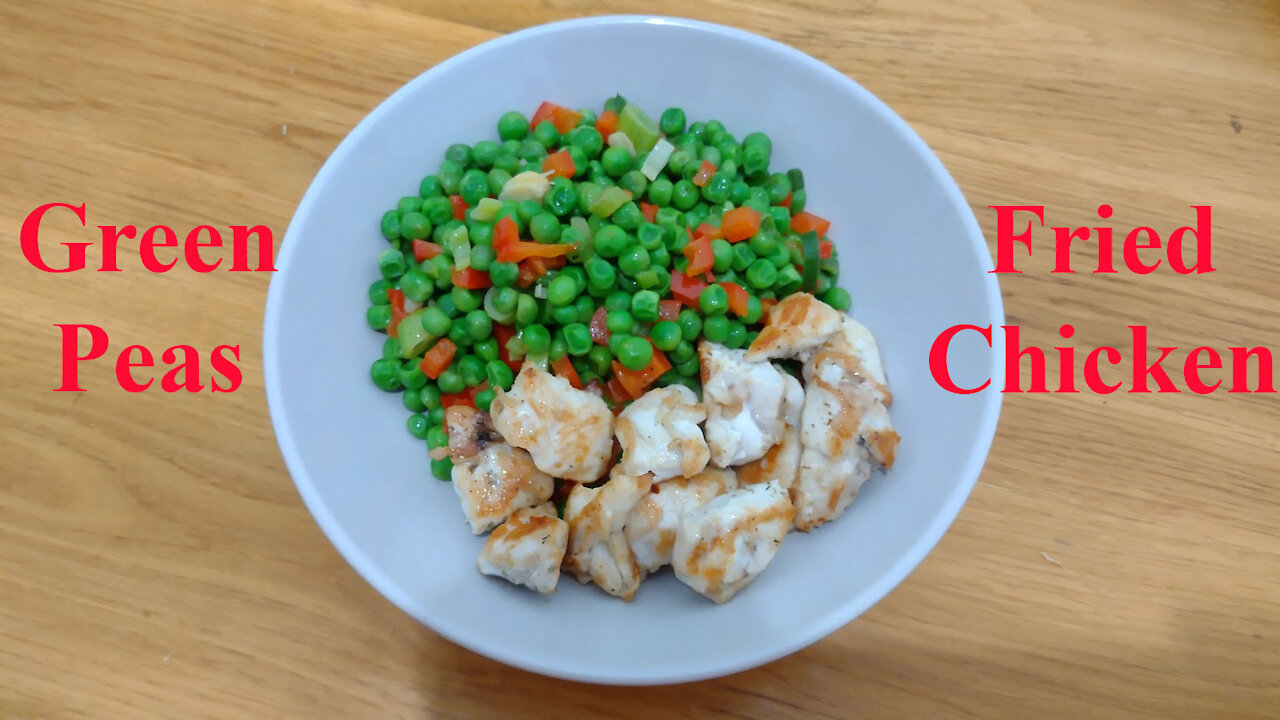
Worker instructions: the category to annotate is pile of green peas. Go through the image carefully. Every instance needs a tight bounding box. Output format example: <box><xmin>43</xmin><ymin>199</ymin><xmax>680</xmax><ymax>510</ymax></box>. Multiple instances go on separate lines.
<box><xmin>367</xmin><ymin>95</ymin><xmax>851</xmax><ymax>479</ymax></box>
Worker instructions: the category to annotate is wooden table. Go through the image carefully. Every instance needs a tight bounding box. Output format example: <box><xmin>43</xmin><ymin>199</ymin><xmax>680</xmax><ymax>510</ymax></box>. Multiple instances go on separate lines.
<box><xmin>3</xmin><ymin>1</ymin><xmax>1277</xmax><ymax>717</ymax></box>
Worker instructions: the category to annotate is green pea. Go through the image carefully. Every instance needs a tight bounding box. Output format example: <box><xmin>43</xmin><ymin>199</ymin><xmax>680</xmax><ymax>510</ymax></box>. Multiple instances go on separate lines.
<box><xmin>448</xmin><ymin>322</ymin><xmax>470</xmax><ymax>348</ymax></box>
<box><xmin>666</xmin><ymin>148</ymin><xmax>693</xmax><ymax>176</ymax></box>
<box><xmin>702</xmin><ymin>171</ymin><xmax>733</xmax><ymax>204</ymax></box>
<box><xmin>405</xmin><ymin>413</ymin><xmax>430</xmax><ymax>439</ymax></box>
<box><xmin>369</xmin><ymin>358</ymin><xmax>401</xmax><ymax>390</ymax></box>
<box><xmin>530</xmin><ymin>213</ymin><xmax>561</xmax><ymax>244</ymax></box>
<box><xmin>619</xmin><ymin>246</ymin><xmax>650</xmax><ymax>276</ymax></box>
<box><xmin>570</xmin><ymin>126</ymin><xmax>604</xmax><ymax>158</ymax></box>
<box><xmin>636</xmin><ymin>223</ymin><xmax>664</xmax><ymax>251</ymax></box>
<box><xmin>461</xmin><ymin>309</ymin><xmax>491</xmax><ymax>341</ymax></box>
<box><xmin>732</xmin><ymin>243</ymin><xmax>756</xmax><ymax>272</ymax></box>
<box><xmin>419</xmin><ymin>385</ymin><xmax>442</xmax><ymax>410</ymax></box>
<box><xmin>489</xmin><ymin>286</ymin><xmax>519</xmax><ymax>315</ymax></box>
<box><xmin>533</xmin><ymin>121</ymin><xmax>560</xmax><ymax>149</ymax></box>
<box><xmin>486</xmin><ymin>359</ymin><xmax>515</xmax><ymax>390</ymax></box>
<box><xmin>431</xmin><ymin>456</ymin><xmax>454</xmax><ymax>481</ymax></box>
<box><xmin>489</xmin><ymin>261</ymin><xmax>519</xmax><ymax>287</ymax></box>
<box><xmin>515</xmin><ymin>294</ymin><xmax>539</xmax><ymax>326</ymax></box>
<box><xmin>574</xmin><ymin>295</ymin><xmax>595</xmax><ymax>324</ymax></box>
<box><xmin>686</xmin><ymin>121</ymin><xmax>706</xmax><ymax>141</ymax></box>
<box><xmin>789</xmin><ymin>187</ymin><xmax>807</xmax><ymax>215</ymax></box>
<box><xmin>422</xmin><ymin>196</ymin><xmax>454</xmax><ymax>226</ymax></box>
<box><xmin>743</xmin><ymin>258</ymin><xmax>776</xmax><ymax>290</ymax></box>
<box><xmin>608</xmin><ymin>331</ymin><xmax>630</xmax><ymax>358</ymax></box>
<box><xmin>418</xmin><ymin>175</ymin><xmax>444</xmax><ymax>199</ymax></box>
<box><xmin>470</xmin><ymin>244</ymin><xmax>496</xmax><ymax>272</ymax></box>
<box><xmin>469</xmin><ymin>140</ymin><xmax>500</xmax><ymax>170</ymax></box>
<box><xmin>519</xmin><ymin>138</ymin><xmax>548</xmax><ymax>164</ymax></box>
<box><xmin>594</xmin><ymin>225</ymin><xmax>628</xmax><ymax>259</ymax></box>
<box><xmin>765</xmin><ymin>173</ymin><xmax>792</xmax><ymax>205</ymax></box>
<box><xmin>776</xmin><ymin>264</ymin><xmax>803</xmax><ymax>293</ymax></box>
<box><xmin>366</xmin><ymin>304</ymin><xmax>392</xmax><ymax>331</ymax></box>
<box><xmin>604</xmin><ymin>291</ymin><xmax>631</xmax><ymax>312</ymax></box>
<box><xmin>428</xmin><ymin>406</ymin><xmax>446</xmax><ymax>427</ymax></box>
<box><xmin>651</xmin><ymin>247</ymin><xmax>671</xmax><ymax>269</ymax></box>
<box><xmin>563</xmin><ymin>323</ymin><xmax>593</xmax><ymax>356</ymax></box>
<box><xmin>398</xmin><ymin>358</ymin><xmax>428</xmax><ymax>389</ymax></box>
<box><xmin>437</xmin><ymin>293</ymin><xmax>462</xmax><ymax>319</ymax></box>
<box><xmin>710</xmin><ymin>239</ymin><xmax>733</xmax><ymax>274</ymax></box>
<box><xmin>438</xmin><ymin>160</ymin><xmax>464</xmax><ymax>195</ymax></box>
<box><xmin>606</xmin><ymin>309</ymin><xmax>634</xmax><ymax>335</ymax></box>
<box><xmin>544</xmin><ymin>182</ymin><xmax>578</xmax><ymax>217</ymax></box>
<box><xmin>548</xmin><ymin>333</ymin><xmax>569</xmax><ymax>361</ymax></box>
<box><xmin>612</xmin><ymin>201</ymin><xmax>643</xmax><ymax>231</ymax></box>
<box><xmin>635</xmin><ymin>269</ymin><xmax>659</xmax><ymax>289</ymax></box>
<box><xmin>576</xmin><ymin>182</ymin><xmax>602</xmax><ymax>215</ymax></box>
<box><xmin>618</xmin><ymin>170</ymin><xmax>648</xmax><ymax>197</ymax></box>
<box><xmin>426</xmin><ymin>424</ymin><xmax>449</xmax><ymax>450</ymax></box>
<box><xmin>669</xmin><ymin>339</ymin><xmax>696</xmax><ymax>364</ymax></box>
<box><xmin>768</xmin><ymin>243</ymin><xmax>791</xmax><ymax>269</ymax></box>
<box><xmin>498</xmin><ymin>111</ymin><xmax>529</xmax><ymax>141</ymax></box>
<box><xmin>646</xmin><ymin>177</ymin><xmax>674</xmax><ymax>207</ymax></box>
<box><xmin>368</xmin><ymin>280</ymin><xmax>392</xmax><ymax>306</ymax></box>
<box><xmin>631</xmin><ymin>290</ymin><xmax>660</xmax><ymax>323</ymax></box>
<box><xmin>821</xmin><ymin>286</ymin><xmax>853</xmax><ymax>312</ymax></box>
<box><xmin>572</xmin><ymin>350</ymin><xmax>604</xmax><ymax>381</ymax></box>
<box><xmin>468</xmin><ymin>388</ymin><xmax>492</xmax><ymax>412</ymax></box>
<box><xmin>748</xmin><ymin>231</ymin><xmax>779</xmax><ymax>258</ymax></box>
<box><xmin>677</xmin><ymin>310</ymin><xmax>703</xmax><ymax>341</ymax></box>
<box><xmin>517</xmin><ymin>200</ymin><xmax>542</xmax><ymax>227</ymax></box>
<box><xmin>700</xmin><ymin>284</ymin><xmax>729</xmax><ymax>315</ymax></box>
<box><xmin>380</xmin><ymin>210</ymin><xmax>402</xmax><ymax>240</ymax></box>
<box><xmin>453</xmin><ymin>354</ymin><xmax>483</xmax><ymax>387</ymax></box>
<box><xmin>702</xmin><ymin>314</ymin><xmax>730</xmax><ymax>343</ymax></box>
<box><xmin>451</xmin><ymin>286</ymin><xmax>482</xmax><ymax>313</ymax></box>
<box><xmin>437</xmin><ymin>368</ymin><xmax>465</xmax><ymax>394</ymax></box>
<box><xmin>672</xmin><ymin>179</ymin><xmax>699</xmax><ymax>210</ymax></box>
<box><xmin>398</xmin><ymin>211</ymin><xmax>430</xmax><ymax>241</ymax></box>
<box><xmin>520</xmin><ymin>324</ymin><xmax>551</xmax><ymax>355</ymax></box>
<box><xmin>659</xmin><ymin>107</ymin><xmax>686</xmax><ymax>136</ymax></box>
<box><xmin>651</xmin><ymin>320</ymin><xmax>682</xmax><ymax>351</ymax></box>
<box><xmin>468</xmin><ymin>340</ymin><xmax>496</xmax><ymax>364</ymax></box>
<box><xmin>486</xmin><ymin>168</ymin><xmax>513</xmax><ymax>198</ymax></box>
<box><xmin>547</xmin><ymin>273</ymin><xmax>578</xmax><ymax>306</ymax></box>
<box><xmin>601</xmin><ymin>146</ymin><xmax>633</xmax><ymax>178</ymax></box>
<box><xmin>724</xmin><ymin>321</ymin><xmax>748</xmax><ymax>349</ymax></box>
<box><xmin>492</xmin><ymin>153</ymin><xmax>520</xmax><ymax>175</ymax></box>
<box><xmin>460</xmin><ymin>170</ymin><xmax>489</xmax><ymax>206</ymax></box>
<box><xmin>617</xmin><ymin>336</ymin><xmax>654</xmax><ymax>371</ymax></box>
<box><xmin>419</xmin><ymin>306</ymin><xmax>450</xmax><ymax>337</ymax></box>
<box><xmin>585</xmin><ymin>256</ymin><xmax>617</xmax><ymax>290</ymax></box>
<box><xmin>699</xmin><ymin>145</ymin><xmax>722</xmax><ymax>168</ymax></box>
<box><xmin>378</xmin><ymin>248</ymin><xmax>407</xmax><ymax>280</ymax></box>
<box><xmin>675</xmin><ymin>357</ymin><xmax>700</xmax><ymax>378</ymax></box>
<box><xmin>730</xmin><ymin>180</ymin><xmax>751</xmax><ymax>205</ymax></box>
<box><xmin>382</xmin><ymin>337</ymin><xmax>402</xmax><ymax>361</ymax></box>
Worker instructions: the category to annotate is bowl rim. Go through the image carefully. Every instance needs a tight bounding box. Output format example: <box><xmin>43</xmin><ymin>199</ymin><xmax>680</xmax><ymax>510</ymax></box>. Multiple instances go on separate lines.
<box><xmin>263</xmin><ymin>13</ymin><xmax>1005</xmax><ymax>685</ymax></box>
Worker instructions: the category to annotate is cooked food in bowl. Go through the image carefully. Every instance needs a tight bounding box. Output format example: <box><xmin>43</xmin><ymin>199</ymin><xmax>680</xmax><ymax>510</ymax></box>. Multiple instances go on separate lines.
<box><xmin>363</xmin><ymin>95</ymin><xmax>898</xmax><ymax>603</ymax></box>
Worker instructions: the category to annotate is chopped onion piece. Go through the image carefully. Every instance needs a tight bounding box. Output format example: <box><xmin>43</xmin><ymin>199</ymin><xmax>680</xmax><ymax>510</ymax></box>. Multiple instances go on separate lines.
<box><xmin>607</xmin><ymin>131</ymin><xmax>636</xmax><ymax>157</ymax></box>
<box><xmin>471</xmin><ymin>197</ymin><xmax>502</xmax><ymax>222</ymax></box>
<box><xmin>570</xmin><ymin>215</ymin><xmax>592</xmax><ymax>242</ymax></box>
<box><xmin>499</xmin><ymin>170</ymin><xmax>550</xmax><ymax>203</ymax></box>
<box><xmin>533</xmin><ymin>283</ymin><xmax>548</xmax><ymax>299</ymax></box>
<box><xmin>640</xmin><ymin>138</ymin><xmax>674</xmax><ymax>181</ymax></box>
<box><xmin>403</xmin><ymin>298</ymin><xmax>423</xmax><ymax>313</ymax></box>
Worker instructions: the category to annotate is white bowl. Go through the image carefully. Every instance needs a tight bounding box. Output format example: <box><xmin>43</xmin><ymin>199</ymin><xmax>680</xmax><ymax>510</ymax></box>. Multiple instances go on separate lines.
<box><xmin>264</xmin><ymin>15</ymin><xmax>1004</xmax><ymax>685</ymax></box>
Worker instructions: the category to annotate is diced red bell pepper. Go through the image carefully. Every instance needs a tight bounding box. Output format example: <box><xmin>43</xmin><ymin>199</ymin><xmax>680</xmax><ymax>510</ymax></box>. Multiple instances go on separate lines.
<box><xmin>441</xmin><ymin>386</ymin><xmax>477</xmax><ymax>409</ymax></box>
<box><xmin>720</xmin><ymin>206</ymin><xmax>761</xmax><ymax>243</ymax></box>
<box><xmin>449</xmin><ymin>195</ymin><xmax>468</xmax><ymax>221</ymax></box>
<box><xmin>790</xmin><ymin>210</ymin><xmax>831</xmax><ymax>238</ymax></box>
<box><xmin>684</xmin><ymin>236</ymin><xmax>714</xmax><ymax>277</ymax></box>
<box><xmin>611</xmin><ymin>345</ymin><xmax>672</xmax><ymax>399</ymax></box>
<box><xmin>412</xmin><ymin>239</ymin><xmax>444</xmax><ymax>262</ymax></box>
<box><xmin>693</xmin><ymin>222</ymin><xmax>722</xmax><ymax>241</ymax></box>
<box><xmin>670</xmin><ymin>270</ymin><xmax>708</xmax><ymax>309</ymax></box>
<box><xmin>542</xmin><ymin>149</ymin><xmax>576</xmax><ymax>180</ymax></box>
<box><xmin>450</xmin><ymin>267</ymin><xmax>492</xmax><ymax>290</ymax></box>
<box><xmin>719</xmin><ymin>281</ymin><xmax>750</xmax><ymax>317</ymax></box>
<box><xmin>781</xmin><ymin>192</ymin><xmax>792</xmax><ymax>208</ymax></box>
<box><xmin>551</xmin><ymin>356</ymin><xmax>583</xmax><ymax>389</ymax></box>
<box><xmin>530</xmin><ymin>101</ymin><xmax>583</xmax><ymax>135</ymax></box>
<box><xmin>492</xmin><ymin>215</ymin><xmax>577</xmax><ymax>264</ymax></box>
<box><xmin>493</xmin><ymin>324</ymin><xmax>522</xmax><ymax>371</ymax></box>
<box><xmin>761</xmin><ymin>297</ymin><xmax>778</xmax><ymax>312</ymax></box>
<box><xmin>590</xmin><ymin>306</ymin><xmax>610</xmax><ymax>345</ymax></box>
<box><xmin>692</xmin><ymin>160</ymin><xmax>715</xmax><ymax>187</ymax></box>
<box><xmin>595</xmin><ymin>109</ymin><xmax>618</xmax><ymax>137</ymax></box>
<box><xmin>385</xmin><ymin>288</ymin><xmax>409</xmax><ymax>338</ymax></box>
<box><xmin>819</xmin><ymin>240</ymin><xmax>833</xmax><ymax>259</ymax></box>
<box><xmin>659</xmin><ymin>299</ymin><xmax>681</xmax><ymax>321</ymax></box>
<box><xmin>640</xmin><ymin>202</ymin><xmax>658</xmax><ymax>223</ymax></box>
<box><xmin>419</xmin><ymin>338</ymin><xmax>457</xmax><ymax>379</ymax></box>
<box><xmin>604</xmin><ymin>376</ymin><xmax>631</xmax><ymax>405</ymax></box>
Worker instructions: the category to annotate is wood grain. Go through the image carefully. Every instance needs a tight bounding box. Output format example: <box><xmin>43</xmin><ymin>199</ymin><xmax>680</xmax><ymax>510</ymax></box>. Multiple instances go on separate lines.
<box><xmin>2</xmin><ymin>0</ymin><xmax>1277</xmax><ymax>717</ymax></box>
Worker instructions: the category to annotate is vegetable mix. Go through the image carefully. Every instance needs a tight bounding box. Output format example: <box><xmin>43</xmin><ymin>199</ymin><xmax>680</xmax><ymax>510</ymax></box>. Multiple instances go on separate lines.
<box><xmin>366</xmin><ymin>95</ymin><xmax>849</xmax><ymax>479</ymax></box>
